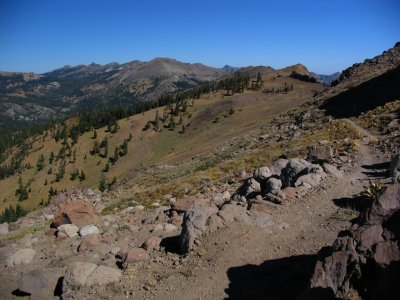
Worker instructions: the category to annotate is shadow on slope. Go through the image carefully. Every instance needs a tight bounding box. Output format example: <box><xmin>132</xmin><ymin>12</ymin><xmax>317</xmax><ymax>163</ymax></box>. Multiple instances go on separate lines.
<box><xmin>361</xmin><ymin>161</ymin><xmax>390</xmax><ymax>179</ymax></box>
<box><xmin>225</xmin><ymin>254</ymin><xmax>335</xmax><ymax>300</ymax></box>
<box><xmin>321</xmin><ymin>66</ymin><xmax>400</xmax><ymax>118</ymax></box>
<box><xmin>332</xmin><ymin>195</ymin><xmax>372</xmax><ymax>212</ymax></box>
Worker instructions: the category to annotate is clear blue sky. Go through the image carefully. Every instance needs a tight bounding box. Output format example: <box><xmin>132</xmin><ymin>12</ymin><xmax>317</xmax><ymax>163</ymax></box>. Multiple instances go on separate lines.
<box><xmin>0</xmin><ymin>0</ymin><xmax>399</xmax><ymax>74</ymax></box>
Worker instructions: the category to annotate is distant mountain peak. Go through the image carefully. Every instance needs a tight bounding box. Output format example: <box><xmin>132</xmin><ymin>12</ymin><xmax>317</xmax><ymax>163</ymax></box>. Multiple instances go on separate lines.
<box><xmin>221</xmin><ymin>65</ymin><xmax>240</xmax><ymax>73</ymax></box>
<box><xmin>310</xmin><ymin>72</ymin><xmax>340</xmax><ymax>85</ymax></box>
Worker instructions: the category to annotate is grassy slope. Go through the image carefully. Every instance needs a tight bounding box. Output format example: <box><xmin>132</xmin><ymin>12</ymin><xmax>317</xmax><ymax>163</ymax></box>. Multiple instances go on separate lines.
<box><xmin>0</xmin><ymin>72</ymin><xmax>324</xmax><ymax>212</ymax></box>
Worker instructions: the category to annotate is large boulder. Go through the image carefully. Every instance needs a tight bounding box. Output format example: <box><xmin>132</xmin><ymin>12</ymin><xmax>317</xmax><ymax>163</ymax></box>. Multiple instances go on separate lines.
<box><xmin>7</xmin><ymin>248</ymin><xmax>36</xmax><ymax>266</ymax></box>
<box><xmin>57</xmin><ymin>224</ymin><xmax>79</xmax><ymax>238</ymax></box>
<box><xmin>171</xmin><ymin>197</ymin><xmax>199</xmax><ymax>213</ymax></box>
<box><xmin>122</xmin><ymin>248</ymin><xmax>150</xmax><ymax>268</ymax></box>
<box><xmin>17</xmin><ymin>270</ymin><xmax>57</xmax><ymax>300</ymax></box>
<box><xmin>307</xmin><ymin>184</ymin><xmax>400</xmax><ymax>299</ymax></box>
<box><xmin>179</xmin><ymin>203</ymin><xmax>218</xmax><ymax>254</ymax></box>
<box><xmin>263</xmin><ymin>177</ymin><xmax>282</xmax><ymax>195</ymax></box>
<box><xmin>78</xmin><ymin>234</ymin><xmax>101</xmax><ymax>252</ymax></box>
<box><xmin>64</xmin><ymin>262</ymin><xmax>121</xmax><ymax>288</ymax></box>
<box><xmin>390</xmin><ymin>154</ymin><xmax>400</xmax><ymax>183</ymax></box>
<box><xmin>52</xmin><ymin>200</ymin><xmax>98</xmax><ymax>228</ymax></box>
<box><xmin>253</xmin><ymin>167</ymin><xmax>272</xmax><ymax>182</ymax></box>
<box><xmin>79</xmin><ymin>224</ymin><xmax>100</xmax><ymax>237</ymax></box>
<box><xmin>307</xmin><ymin>144</ymin><xmax>333</xmax><ymax>163</ymax></box>
<box><xmin>280</xmin><ymin>158</ymin><xmax>311</xmax><ymax>187</ymax></box>
<box><xmin>269</xmin><ymin>158</ymin><xmax>289</xmax><ymax>177</ymax></box>
<box><xmin>232</xmin><ymin>178</ymin><xmax>261</xmax><ymax>200</ymax></box>
<box><xmin>322</xmin><ymin>163</ymin><xmax>342</xmax><ymax>178</ymax></box>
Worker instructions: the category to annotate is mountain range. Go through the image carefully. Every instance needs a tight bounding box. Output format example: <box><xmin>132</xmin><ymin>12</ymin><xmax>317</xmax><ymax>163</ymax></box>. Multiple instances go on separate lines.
<box><xmin>0</xmin><ymin>58</ymin><xmax>229</xmax><ymax>126</ymax></box>
<box><xmin>0</xmin><ymin>58</ymin><xmax>338</xmax><ymax>128</ymax></box>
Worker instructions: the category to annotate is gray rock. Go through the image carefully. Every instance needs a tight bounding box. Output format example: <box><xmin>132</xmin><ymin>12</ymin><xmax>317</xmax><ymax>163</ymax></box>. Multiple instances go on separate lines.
<box><xmin>222</xmin><ymin>191</ymin><xmax>231</xmax><ymax>201</ymax></box>
<box><xmin>17</xmin><ymin>270</ymin><xmax>56</xmax><ymax>300</ymax></box>
<box><xmin>179</xmin><ymin>203</ymin><xmax>218</xmax><ymax>254</ymax></box>
<box><xmin>0</xmin><ymin>222</ymin><xmax>9</xmax><ymax>236</ymax></box>
<box><xmin>7</xmin><ymin>248</ymin><xmax>36</xmax><ymax>266</ymax></box>
<box><xmin>234</xmin><ymin>177</ymin><xmax>261</xmax><ymax>200</ymax></box>
<box><xmin>57</xmin><ymin>224</ymin><xmax>79</xmax><ymax>238</ymax></box>
<box><xmin>211</xmin><ymin>191</ymin><xmax>231</xmax><ymax>206</ymax></box>
<box><xmin>269</xmin><ymin>158</ymin><xmax>289</xmax><ymax>176</ymax></box>
<box><xmin>390</xmin><ymin>154</ymin><xmax>400</xmax><ymax>183</ymax></box>
<box><xmin>253</xmin><ymin>167</ymin><xmax>272</xmax><ymax>182</ymax></box>
<box><xmin>142</xmin><ymin>208</ymin><xmax>162</xmax><ymax>224</ymax></box>
<box><xmin>294</xmin><ymin>173</ymin><xmax>322</xmax><ymax>188</ymax></box>
<box><xmin>64</xmin><ymin>262</ymin><xmax>97</xmax><ymax>287</ymax></box>
<box><xmin>323</xmin><ymin>163</ymin><xmax>343</xmax><ymax>178</ymax></box>
<box><xmin>64</xmin><ymin>262</ymin><xmax>121</xmax><ymax>287</ymax></box>
<box><xmin>85</xmin><ymin>265</ymin><xmax>121</xmax><ymax>286</ymax></box>
<box><xmin>264</xmin><ymin>177</ymin><xmax>282</xmax><ymax>195</ymax></box>
<box><xmin>280</xmin><ymin>158</ymin><xmax>311</xmax><ymax>187</ymax></box>
<box><xmin>79</xmin><ymin>224</ymin><xmax>100</xmax><ymax>237</ymax></box>
<box><xmin>307</xmin><ymin>144</ymin><xmax>333</xmax><ymax>162</ymax></box>
<box><xmin>264</xmin><ymin>193</ymin><xmax>284</xmax><ymax>204</ymax></box>
<box><xmin>218</xmin><ymin>203</ymin><xmax>251</xmax><ymax>224</ymax></box>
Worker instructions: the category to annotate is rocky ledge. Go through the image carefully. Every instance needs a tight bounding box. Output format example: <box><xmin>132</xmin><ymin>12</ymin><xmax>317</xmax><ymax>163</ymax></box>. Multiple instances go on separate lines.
<box><xmin>305</xmin><ymin>183</ymin><xmax>400</xmax><ymax>299</ymax></box>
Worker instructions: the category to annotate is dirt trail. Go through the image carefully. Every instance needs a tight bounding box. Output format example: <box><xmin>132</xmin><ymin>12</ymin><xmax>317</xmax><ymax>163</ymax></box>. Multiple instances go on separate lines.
<box><xmin>123</xmin><ymin>124</ymin><xmax>388</xmax><ymax>300</ymax></box>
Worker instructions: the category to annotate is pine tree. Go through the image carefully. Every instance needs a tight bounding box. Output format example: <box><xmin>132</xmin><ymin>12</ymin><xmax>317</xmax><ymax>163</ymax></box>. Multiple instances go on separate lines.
<box><xmin>110</xmin><ymin>147</ymin><xmax>119</xmax><ymax>164</ymax></box>
<box><xmin>36</xmin><ymin>154</ymin><xmax>45</xmax><ymax>171</ymax></box>
<box><xmin>108</xmin><ymin>176</ymin><xmax>117</xmax><ymax>188</ymax></box>
<box><xmin>256</xmin><ymin>72</ymin><xmax>263</xmax><ymax>89</ymax></box>
<box><xmin>48</xmin><ymin>186</ymin><xmax>55</xmax><ymax>200</ymax></box>
<box><xmin>79</xmin><ymin>170</ymin><xmax>86</xmax><ymax>182</ymax></box>
<box><xmin>91</xmin><ymin>140</ymin><xmax>100</xmax><ymax>155</ymax></box>
<box><xmin>15</xmin><ymin>177</ymin><xmax>29</xmax><ymax>201</ymax></box>
<box><xmin>121</xmin><ymin>140</ymin><xmax>128</xmax><ymax>156</ymax></box>
<box><xmin>70</xmin><ymin>168</ymin><xmax>79</xmax><ymax>181</ymax></box>
<box><xmin>99</xmin><ymin>175</ymin><xmax>107</xmax><ymax>192</ymax></box>
<box><xmin>49</xmin><ymin>152</ymin><xmax>54</xmax><ymax>164</ymax></box>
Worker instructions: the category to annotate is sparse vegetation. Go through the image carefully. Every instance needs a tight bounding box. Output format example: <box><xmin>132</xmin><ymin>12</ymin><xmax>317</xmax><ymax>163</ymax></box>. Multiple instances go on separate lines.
<box><xmin>361</xmin><ymin>180</ymin><xmax>383</xmax><ymax>200</ymax></box>
<box><xmin>0</xmin><ymin>204</ymin><xmax>28</xmax><ymax>223</ymax></box>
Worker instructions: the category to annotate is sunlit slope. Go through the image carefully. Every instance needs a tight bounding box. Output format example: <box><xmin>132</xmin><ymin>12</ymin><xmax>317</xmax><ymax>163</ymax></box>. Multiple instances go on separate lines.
<box><xmin>0</xmin><ymin>70</ymin><xmax>323</xmax><ymax>212</ymax></box>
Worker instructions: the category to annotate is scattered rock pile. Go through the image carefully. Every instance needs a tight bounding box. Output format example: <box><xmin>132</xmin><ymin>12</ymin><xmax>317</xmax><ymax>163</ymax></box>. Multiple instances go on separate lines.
<box><xmin>231</xmin><ymin>153</ymin><xmax>340</xmax><ymax>205</ymax></box>
<box><xmin>306</xmin><ymin>184</ymin><xmax>400</xmax><ymax>299</ymax></box>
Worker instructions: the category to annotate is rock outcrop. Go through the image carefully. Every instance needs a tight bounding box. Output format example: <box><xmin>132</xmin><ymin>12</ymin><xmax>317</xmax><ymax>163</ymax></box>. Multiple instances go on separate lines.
<box><xmin>307</xmin><ymin>184</ymin><xmax>400</xmax><ymax>299</ymax></box>
<box><xmin>232</xmin><ymin>157</ymin><xmax>327</xmax><ymax>204</ymax></box>
<box><xmin>179</xmin><ymin>203</ymin><xmax>218</xmax><ymax>254</ymax></box>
